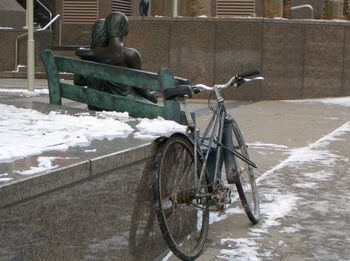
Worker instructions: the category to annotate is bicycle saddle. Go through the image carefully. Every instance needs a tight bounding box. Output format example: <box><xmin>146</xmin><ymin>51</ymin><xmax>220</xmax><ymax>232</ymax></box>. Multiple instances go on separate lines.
<box><xmin>163</xmin><ymin>85</ymin><xmax>192</xmax><ymax>100</ymax></box>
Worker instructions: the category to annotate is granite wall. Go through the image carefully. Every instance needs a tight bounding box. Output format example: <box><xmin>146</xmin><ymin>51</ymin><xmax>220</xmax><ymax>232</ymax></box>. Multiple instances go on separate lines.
<box><xmin>125</xmin><ymin>17</ymin><xmax>350</xmax><ymax>100</ymax></box>
<box><xmin>0</xmin><ymin>29</ymin><xmax>53</xmax><ymax>71</ymax></box>
<box><xmin>1</xmin><ymin>17</ymin><xmax>350</xmax><ymax>100</ymax></box>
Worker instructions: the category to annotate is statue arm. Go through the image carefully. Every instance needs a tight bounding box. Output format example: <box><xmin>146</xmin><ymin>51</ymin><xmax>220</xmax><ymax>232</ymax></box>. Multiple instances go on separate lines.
<box><xmin>75</xmin><ymin>47</ymin><xmax>96</xmax><ymax>60</ymax></box>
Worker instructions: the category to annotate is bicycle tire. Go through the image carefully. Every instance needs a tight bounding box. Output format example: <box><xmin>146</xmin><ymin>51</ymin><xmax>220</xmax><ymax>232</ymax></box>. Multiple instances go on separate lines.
<box><xmin>129</xmin><ymin>158</ymin><xmax>157</xmax><ymax>255</ymax></box>
<box><xmin>153</xmin><ymin>135</ymin><xmax>209</xmax><ymax>260</ymax></box>
<box><xmin>229</xmin><ymin>119</ymin><xmax>260</xmax><ymax>224</ymax></box>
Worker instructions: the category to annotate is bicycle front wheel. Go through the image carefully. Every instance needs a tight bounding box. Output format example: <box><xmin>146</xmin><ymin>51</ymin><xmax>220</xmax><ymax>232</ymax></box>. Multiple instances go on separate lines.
<box><xmin>229</xmin><ymin>119</ymin><xmax>260</xmax><ymax>224</ymax></box>
<box><xmin>153</xmin><ymin>135</ymin><xmax>209</xmax><ymax>260</ymax></box>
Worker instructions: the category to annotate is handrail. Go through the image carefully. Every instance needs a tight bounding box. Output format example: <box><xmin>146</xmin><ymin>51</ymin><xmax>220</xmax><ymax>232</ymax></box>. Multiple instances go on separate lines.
<box><xmin>35</xmin><ymin>0</ymin><xmax>53</xmax><ymax>29</ymax></box>
<box><xmin>39</xmin><ymin>14</ymin><xmax>61</xmax><ymax>31</ymax></box>
<box><xmin>291</xmin><ymin>4</ymin><xmax>314</xmax><ymax>19</ymax></box>
<box><xmin>14</xmin><ymin>14</ymin><xmax>61</xmax><ymax>71</ymax></box>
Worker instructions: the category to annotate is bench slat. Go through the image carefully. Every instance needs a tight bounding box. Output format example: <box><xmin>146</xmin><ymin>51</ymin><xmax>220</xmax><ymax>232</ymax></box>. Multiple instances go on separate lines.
<box><xmin>60</xmin><ymin>83</ymin><xmax>187</xmax><ymax>122</ymax></box>
<box><xmin>55</xmin><ymin>56</ymin><xmax>163</xmax><ymax>92</ymax></box>
<box><xmin>41</xmin><ymin>49</ymin><xmax>189</xmax><ymax>124</ymax></box>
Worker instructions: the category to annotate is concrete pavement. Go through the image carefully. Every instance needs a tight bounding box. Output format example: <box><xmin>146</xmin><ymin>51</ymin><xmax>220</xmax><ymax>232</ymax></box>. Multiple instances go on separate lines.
<box><xmin>0</xmin><ymin>78</ymin><xmax>349</xmax><ymax>260</ymax></box>
<box><xmin>189</xmin><ymin>99</ymin><xmax>350</xmax><ymax>260</ymax></box>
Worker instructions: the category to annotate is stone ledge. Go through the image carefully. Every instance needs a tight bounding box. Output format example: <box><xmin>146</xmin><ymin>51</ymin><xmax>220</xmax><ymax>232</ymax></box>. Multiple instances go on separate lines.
<box><xmin>0</xmin><ymin>142</ymin><xmax>155</xmax><ymax>210</ymax></box>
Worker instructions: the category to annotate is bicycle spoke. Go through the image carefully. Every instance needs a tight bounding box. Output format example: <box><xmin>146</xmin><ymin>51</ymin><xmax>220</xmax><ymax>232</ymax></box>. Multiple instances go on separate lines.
<box><xmin>230</xmin><ymin>120</ymin><xmax>260</xmax><ymax>224</ymax></box>
<box><xmin>154</xmin><ymin>136</ymin><xmax>209</xmax><ymax>260</ymax></box>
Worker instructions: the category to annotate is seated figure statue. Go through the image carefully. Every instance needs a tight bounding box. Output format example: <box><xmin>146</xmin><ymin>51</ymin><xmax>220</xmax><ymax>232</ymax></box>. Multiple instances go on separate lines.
<box><xmin>75</xmin><ymin>12</ymin><xmax>157</xmax><ymax>106</ymax></box>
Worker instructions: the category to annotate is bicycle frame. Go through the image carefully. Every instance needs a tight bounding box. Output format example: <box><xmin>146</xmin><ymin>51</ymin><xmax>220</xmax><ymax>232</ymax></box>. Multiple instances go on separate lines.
<box><xmin>182</xmin><ymin>90</ymin><xmax>256</xmax><ymax>192</ymax></box>
<box><xmin>181</xmin><ymin>91</ymin><xmax>227</xmax><ymax>190</ymax></box>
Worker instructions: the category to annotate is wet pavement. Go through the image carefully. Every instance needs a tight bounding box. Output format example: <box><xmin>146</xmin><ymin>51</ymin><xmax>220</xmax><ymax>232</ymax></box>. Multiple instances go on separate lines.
<box><xmin>1</xmin><ymin>79</ymin><xmax>350</xmax><ymax>260</ymax></box>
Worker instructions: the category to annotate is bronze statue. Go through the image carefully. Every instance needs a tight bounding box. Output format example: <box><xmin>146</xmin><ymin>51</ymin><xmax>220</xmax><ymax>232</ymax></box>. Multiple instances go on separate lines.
<box><xmin>139</xmin><ymin>0</ymin><xmax>150</xmax><ymax>16</ymax></box>
<box><xmin>75</xmin><ymin>12</ymin><xmax>157</xmax><ymax>105</ymax></box>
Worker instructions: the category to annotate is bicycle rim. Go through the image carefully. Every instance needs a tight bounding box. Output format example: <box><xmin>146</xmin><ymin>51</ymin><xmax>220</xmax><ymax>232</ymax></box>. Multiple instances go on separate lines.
<box><xmin>154</xmin><ymin>135</ymin><xmax>209</xmax><ymax>260</ymax></box>
<box><xmin>231</xmin><ymin>120</ymin><xmax>260</xmax><ymax>224</ymax></box>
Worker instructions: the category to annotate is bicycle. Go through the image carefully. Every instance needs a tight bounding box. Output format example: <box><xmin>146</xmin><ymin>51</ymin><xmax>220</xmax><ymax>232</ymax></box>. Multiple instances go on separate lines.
<box><xmin>152</xmin><ymin>70</ymin><xmax>264</xmax><ymax>260</ymax></box>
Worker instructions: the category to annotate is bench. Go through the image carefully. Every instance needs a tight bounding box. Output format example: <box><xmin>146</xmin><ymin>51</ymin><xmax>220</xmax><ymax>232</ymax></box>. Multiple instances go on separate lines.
<box><xmin>41</xmin><ymin>49</ymin><xmax>189</xmax><ymax>124</ymax></box>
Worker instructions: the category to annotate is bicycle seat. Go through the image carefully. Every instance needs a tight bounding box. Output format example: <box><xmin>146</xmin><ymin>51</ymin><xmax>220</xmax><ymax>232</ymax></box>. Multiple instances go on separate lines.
<box><xmin>163</xmin><ymin>85</ymin><xmax>192</xmax><ymax>100</ymax></box>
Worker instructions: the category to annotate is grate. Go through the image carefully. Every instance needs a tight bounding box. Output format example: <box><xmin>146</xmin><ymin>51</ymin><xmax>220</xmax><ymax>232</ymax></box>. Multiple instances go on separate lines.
<box><xmin>63</xmin><ymin>0</ymin><xmax>98</xmax><ymax>24</ymax></box>
<box><xmin>217</xmin><ymin>0</ymin><xmax>255</xmax><ymax>17</ymax></box>
<box><xmin>112</xmin><ymin>0</ymin><xmax>132</xmax><ymax>16</ymax></box>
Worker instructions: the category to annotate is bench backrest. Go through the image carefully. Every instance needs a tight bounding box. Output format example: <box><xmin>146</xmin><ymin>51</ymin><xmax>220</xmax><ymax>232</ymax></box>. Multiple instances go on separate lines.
<box><xmin>41</xmin><ymin>49</ymin><xmax>189</xmax><ymax>124</ymax></box>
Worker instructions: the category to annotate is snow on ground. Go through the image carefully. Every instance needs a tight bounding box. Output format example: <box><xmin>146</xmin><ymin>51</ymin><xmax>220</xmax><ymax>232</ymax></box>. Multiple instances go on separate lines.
<box><xmin>0</xmin><ymin>27</ymin><xmax>14</xmax><ymax>30</ymax></box>
<box><xmin>219</xmin><ymin>238</ymin><xmax>264</xmax><ymax>261</ymax></box>
<box><xmin>283</xmin><ymin>96</ymin><xmax>350</xmax><ymax>107</ymax></box>
<box><xmin>15</xmin><ymin>156</ymin><xmax>60</xmax><ymax>175</ymax></box>
<box><xmin>247</xmin><ymin>142</ymin><xmax>289</xmax><ymax>151</ymax></box>
<box><xmin>0</xmin><ymin>103</ymin><xmax>185</xmax><ymax>178</ymax></box>
<box><xmin>133</xmin><ymin>117</ymin><xmax>186</xmax><ymax>139</ymax></box>
<box><xmin>216</xmin><ymin>121</ymin><xmax>350</xmax><ymax>260</ymax></box>
<box><xmin>0</xmin><ymin>173</ymin><xmax>12</xmax><ymax>182</ymax></box>
<box><xmin>0</xmin><ymin>88</ymin><xmax>49</xmax><ymax>96</ymax></box>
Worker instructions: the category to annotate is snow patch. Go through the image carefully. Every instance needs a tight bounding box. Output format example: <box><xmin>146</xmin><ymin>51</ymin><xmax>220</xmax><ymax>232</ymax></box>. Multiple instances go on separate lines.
<box><xmin>257</xmin><ymin>121</ymin><xmax>350</xmax><ymax>183</ymax></box>
<box><xmin>293</xmin><ymin>182</ymin><xmax>318</xmax><ymax>189</ymax></box>
<box><xmin>134</xmin><ymin>117</ymin><xmax>186</xmax><ymax>139</ymax></box>
<box><xmin>261</xmin><ymin>194</ymin><xmax>300</xmax><ymax>229</ymax></box>
<box><xmin>0</xmin><ymin>173</ymin><xmax>13</xmax><ymax>182</ymax></box>
<box><xmin>0</xmin><ymin>104</ymin><xmax>134</xmax><ymax>163</ymax></box>
<box><xmin>0</xmin><ymin>88</ymin><xmax>48</xmax><ymax>96</ymax></box>
<box><xmin>84</xmin><ymin>149</ymin><xmax>97</xmax><ymax>153</ymax></box>
<box><xmin>283</xmin><ymin>97</ymin><xmax>350</xmax><ymax>107</ymax></box>
<box><xmin>280</xmin><ymin>224</ymin><xmax>303</xmax><ymax>234</ymax></box>
<box><xmin>209</xmin><ymin>212</ymin><xmax>228</xmax><ymax>224</ymax></box>
<box><xmin>219</xmin><ymin>238</ymin><xmax>271</xmax><ymax>261</ymax></box>
<box><xmin>303</xmin><ymin>170</ymin><xmax>334</xmax><ymax>181</ymax></box>
<box><xmin>247</xmin><ymin>142</ymin><xmax>289</xmax><ymax>150</ymax></box>
<box><xmin>16</xmin><ymin>156</ymin><xmax>59</xmax><ymax>175</ymax></box>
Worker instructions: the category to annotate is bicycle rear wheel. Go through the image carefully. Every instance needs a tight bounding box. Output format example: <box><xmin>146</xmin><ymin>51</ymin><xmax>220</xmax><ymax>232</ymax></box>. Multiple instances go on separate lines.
<box><xmin>228</xmin><ymin>119</ymin><xmax>260</xmax><ymax>224</ymax></box>
<box><xmin>153</xmin><ymin>135</ymin><xmax>209</xmax><ymax>260</ymax></box>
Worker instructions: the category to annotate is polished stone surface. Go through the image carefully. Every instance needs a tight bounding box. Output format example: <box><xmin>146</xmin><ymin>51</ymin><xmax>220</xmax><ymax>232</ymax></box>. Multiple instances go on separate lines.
<box><xmin>215</xmin><ymin>21</ymin><xmax>263</xmax><ymax>100</ymax></box>
<box><xmin>343</xmin><ymin>27</ymin><xmax>350</xmax><ymax>96</ymax></box>
<box><xmin>0</xmin><ymin>94</ymin><xmax>167</xmax><ymax>260</ymax></box>
<box><xmin>125</xmin><ymin>18</ymin><xmax>350</xmax><ymax>100</ymax></box>
<box><xmin>303</xmin><ymin>25</ymin><xmax>344</xmax><ymax>98</ymax></box>
<box><xmin>262</xmin><ymin>23</ymin><xmax>304</xmax><ymax>100</ymax></box>
<box><xmin>0</xmin><ymin>158</ymin><xmax>168</xmax><ymax>260</ymax></box>
<box><xmin>169</xmin><ymin>21</ymin><xmax>216</xmax><ymax>86</ymax></box>
<box><xmin>127</xmin><ymin>20</ymin><xmax>171</xmax><ymax>73</ymax></box>
<box><xmin>0</xmin><ymin>30</ymin><xmax>52</xmax><ymax>71</ymax></box>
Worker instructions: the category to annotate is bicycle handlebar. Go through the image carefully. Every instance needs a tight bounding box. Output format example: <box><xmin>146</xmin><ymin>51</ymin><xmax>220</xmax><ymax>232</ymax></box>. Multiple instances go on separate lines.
<box><xmin>163</xmin><ymin>70</ymin><xmax>264</xmax><ymax>101</ymax></box>
<box><xmin>192</xmin><ymin>70</ymin><xmax>264</xmax><ymax>94</ymax></box>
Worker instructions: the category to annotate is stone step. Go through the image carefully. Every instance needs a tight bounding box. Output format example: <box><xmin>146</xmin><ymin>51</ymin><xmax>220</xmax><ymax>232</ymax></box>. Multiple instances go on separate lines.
<box><xmin>0</xmin><ymin>45</ymin><xmax>86</xmax><ymax>79</ymax></box>
<box><xmin>51</xmin><ymin>45</ymin><xmax>87</xmax><ymax>58</ymax></box>
<box><xmin>0</xmin><ymin>70</ymin><xmax>73</xmax><ymax>80</ymax></box>
<box><xmin>17</xmin><ymin>66</ymin><xmax>46</xmax><ymax>73</ymax></box>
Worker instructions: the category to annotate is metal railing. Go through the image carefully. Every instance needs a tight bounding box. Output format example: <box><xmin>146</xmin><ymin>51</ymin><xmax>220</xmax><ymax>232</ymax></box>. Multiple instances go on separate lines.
<box><xmin>14</xmin><ymin>14</ymin><xmax>61</xmax><ymax>72</ymax></box>
<box><xmin>291</xmin><ymin>4</ymin><xmax>314</xmax><ymax>19</ymax></box>
<box><xmin>35</xmin><ymin>0</ymin><xmax>53</xmax><ymax>28</ymax></box>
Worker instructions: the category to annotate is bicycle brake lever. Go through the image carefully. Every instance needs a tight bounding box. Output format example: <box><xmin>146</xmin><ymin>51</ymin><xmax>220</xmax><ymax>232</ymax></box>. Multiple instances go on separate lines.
<box><xmin>231</xmin><ymin>76</ymin><xmax>245</xmax><ymax>88</ymax></box>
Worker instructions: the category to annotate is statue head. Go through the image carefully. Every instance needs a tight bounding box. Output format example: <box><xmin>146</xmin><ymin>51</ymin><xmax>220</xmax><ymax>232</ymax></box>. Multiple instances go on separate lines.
<box><xmin>91</xmin><ymin>19</ymin><xmax>108</xmax><ymax>49</ymax></box>
<box><xmin>105</xmin><ymin>12</ymin><xmax>129</xmax><ymax>39</ymax></box>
